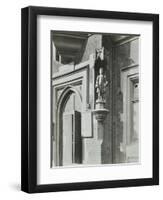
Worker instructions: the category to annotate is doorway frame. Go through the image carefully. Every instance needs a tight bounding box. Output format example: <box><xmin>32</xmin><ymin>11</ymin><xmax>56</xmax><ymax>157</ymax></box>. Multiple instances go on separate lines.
<box><xmin>51</xmin><ymin>64</ymin><xmax>90</xmax><ymax>166</ymax></box>
<box><xmin>56</xmin><ymin>86</ymin><xmax>82</xmax><ymax>166</ymax></box>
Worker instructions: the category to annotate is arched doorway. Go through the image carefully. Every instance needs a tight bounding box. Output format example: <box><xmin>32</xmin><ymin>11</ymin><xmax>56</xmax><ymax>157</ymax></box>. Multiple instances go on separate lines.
<box><xmin>56</xmin><ymin>86</ymin><xmax>82</xmax><ymax>166</ymax></box>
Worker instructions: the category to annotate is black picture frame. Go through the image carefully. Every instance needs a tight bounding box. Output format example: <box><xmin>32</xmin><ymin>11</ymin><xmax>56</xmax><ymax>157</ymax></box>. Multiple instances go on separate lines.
<box><xmin>21</xmin><ymin>6</ymin><xmax>159</xmax><ymax>193</ymax></box>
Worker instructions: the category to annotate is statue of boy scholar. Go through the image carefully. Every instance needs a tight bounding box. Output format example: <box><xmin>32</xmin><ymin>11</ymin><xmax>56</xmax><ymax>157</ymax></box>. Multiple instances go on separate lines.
<box><xmin>95</xmin><ymin>67</ymin><xmax>108</xmax><ymax>103</ymax></box>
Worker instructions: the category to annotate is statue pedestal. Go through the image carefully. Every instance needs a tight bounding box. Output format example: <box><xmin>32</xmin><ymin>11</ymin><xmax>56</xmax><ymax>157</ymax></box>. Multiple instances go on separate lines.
<box><xmin>92</xmin><ymin>101</ymin><xmax>109</xmax><ymax>163</ymax></box>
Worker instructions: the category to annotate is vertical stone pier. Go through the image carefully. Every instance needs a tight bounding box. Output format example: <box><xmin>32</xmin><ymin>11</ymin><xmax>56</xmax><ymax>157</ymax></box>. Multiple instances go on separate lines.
<box><xmin>92</xmin><ymin>48</ymin><xmax>109</xmax><ymax>164</ymax></box>
<box><xmin>92</xmin><ymin>101</ymin><xmax>109</xmax><ymax>164</ymax></box>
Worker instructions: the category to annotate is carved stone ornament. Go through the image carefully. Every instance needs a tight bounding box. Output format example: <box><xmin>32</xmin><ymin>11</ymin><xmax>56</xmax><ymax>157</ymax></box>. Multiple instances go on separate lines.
<box><xmin>96</xmin><ymin>47</ymin><xmax>104</xmax><ymax>60</ymax></box>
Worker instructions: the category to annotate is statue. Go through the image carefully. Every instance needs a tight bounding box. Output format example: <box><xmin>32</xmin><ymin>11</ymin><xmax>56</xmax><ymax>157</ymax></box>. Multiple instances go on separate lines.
<box><xmin>95</xmin><ymin>67</ymin><xmax>108</xmax><ymax>102</ymax></box>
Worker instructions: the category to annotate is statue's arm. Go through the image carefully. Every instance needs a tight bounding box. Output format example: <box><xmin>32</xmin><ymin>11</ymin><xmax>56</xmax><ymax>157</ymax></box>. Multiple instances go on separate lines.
<box><xmin>95</xmin><ymin>76</ymin><xmax>99</xmax><ymax>88</ymax></box>
<box><xmin>104</xmin><ymin>75</ymin><xmax>108</xmax><ymax>87</ymax></box>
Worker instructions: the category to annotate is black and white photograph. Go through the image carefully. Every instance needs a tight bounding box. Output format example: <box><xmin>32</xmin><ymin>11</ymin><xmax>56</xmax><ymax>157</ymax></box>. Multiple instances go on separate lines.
<box><xmin>51</xmin><ymin>31</ymin><xmax>140</xmax><ymax>167</ymax></box>
<box><xmin>21</xmin><ymin>6</ymin><xmax>159</xmax><ymax>193</ymax></box>
<box><xmin>0</xmin><ymin>0</ymin><xmax>161</xmax><ymax>197</ymax></box>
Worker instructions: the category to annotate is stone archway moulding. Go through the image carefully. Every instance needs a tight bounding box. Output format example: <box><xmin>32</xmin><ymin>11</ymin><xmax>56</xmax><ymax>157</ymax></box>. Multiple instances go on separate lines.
<box><xmin>51</xmin><ymin>55</ymin><xmax>95</xmax><ymax>166</ymax></box>
<box><xmin>56</xmin><ymin>85</ymin><xmax>82</xmax><ymax>166</ymax></box>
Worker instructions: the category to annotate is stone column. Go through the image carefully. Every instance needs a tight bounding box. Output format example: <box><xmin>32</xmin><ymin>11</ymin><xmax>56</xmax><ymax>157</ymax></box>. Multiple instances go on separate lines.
<box><xmin>92</xmin><ymin>101</ymin><xmax>109</xmax><ymax>164</ymax></box>
<box><xmin>92</xmin><ymin>48</ymin><xmax>109</xmax><ymax>163</ymax></box>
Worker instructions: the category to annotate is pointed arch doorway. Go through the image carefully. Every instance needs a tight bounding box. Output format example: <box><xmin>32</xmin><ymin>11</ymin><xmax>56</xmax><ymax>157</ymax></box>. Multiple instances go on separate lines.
<box><xmin>56</xmin><ymin>86</ymin><xmax>82</xmax><ymax>166</ymax></box>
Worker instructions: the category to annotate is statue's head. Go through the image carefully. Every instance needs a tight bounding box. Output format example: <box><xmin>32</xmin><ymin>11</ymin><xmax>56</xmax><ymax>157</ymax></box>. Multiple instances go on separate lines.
<box><xmin>99</xmin><ymin>67</ymin><xmax>103</xmax><ymax>75</ymax></box>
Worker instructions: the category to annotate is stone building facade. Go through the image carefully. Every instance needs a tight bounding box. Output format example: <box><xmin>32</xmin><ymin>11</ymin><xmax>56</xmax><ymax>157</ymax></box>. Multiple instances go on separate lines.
<box><xmin>51</xmin><ymin>31</ymin><xmax>139</xmax><ymax>167</ymax></box>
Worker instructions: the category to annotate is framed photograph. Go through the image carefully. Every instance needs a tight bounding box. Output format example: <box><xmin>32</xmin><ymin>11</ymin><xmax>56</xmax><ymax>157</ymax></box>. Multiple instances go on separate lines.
<box><xmin>21</xmin><ymin>6</ymin><xmax>159</xmax><ymax>193</ymax></box>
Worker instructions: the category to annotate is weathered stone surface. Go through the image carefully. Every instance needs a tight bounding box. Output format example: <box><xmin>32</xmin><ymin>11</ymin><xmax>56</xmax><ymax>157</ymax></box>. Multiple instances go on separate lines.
<box><xmin>51</xmin><ymin>32</ymin><xmax>139</xmax><ymax>166</ymax></box>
